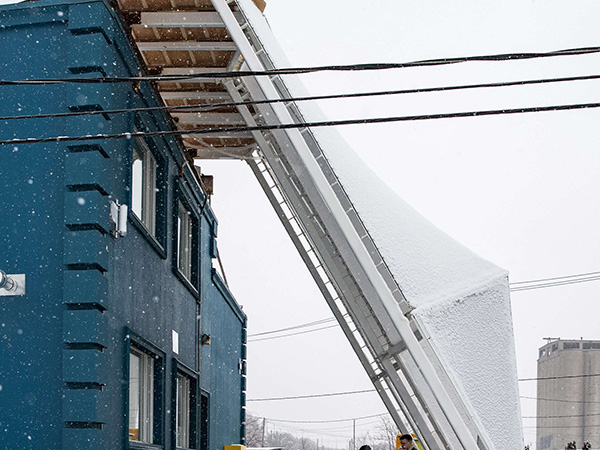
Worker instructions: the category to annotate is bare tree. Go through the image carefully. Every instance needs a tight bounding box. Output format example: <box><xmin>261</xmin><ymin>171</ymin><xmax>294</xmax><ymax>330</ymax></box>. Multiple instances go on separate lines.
<box><xmin>245</xmin><ymin>413</ymin><xmax>264</xmax><ymax>447</ymax></box>
<box><xmin>372</xmin><ymin>417</ymin><xmax>399</xmax><ymax>450</ymax></box>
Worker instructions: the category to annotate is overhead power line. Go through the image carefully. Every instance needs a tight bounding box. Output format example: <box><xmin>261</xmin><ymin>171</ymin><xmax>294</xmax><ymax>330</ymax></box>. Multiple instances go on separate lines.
<box><xmin>4</xmin><ymin>100</ymin><xmax>600</xmax><ymax>146</ymax></box>
<box><xmin>246</xmin><ymin>269</ymin><xmax>600</xmax><ymax>343</ymax></box>
<box><xmin>518</xmin><ymin>373</ymin><xmax>600</xmax><ymax>382</ymax></box>
<box><xmin>248</xmin><ymin>317</ymin><xmax>338</xmax><ymax>338</ymax></box>
<box><xmin>525</xmin><ymin>424</ymin><xmax>600</xmax><ymax>429</ymax></box>
<box><xmin>510</xmin><ymin>270</ymin><xmax>600</xmax><ymax>292</ymax></box>
<box><xmin>523</xmin><ymin>412</ymin><xmax>600</xmax><ymax>419</ymax></box>
<box><xmin>247</xmin><ymin>389</ymin><xmax>376</xmax><ymax>402</ymax></box>
<box><xmin>265</xmin><ymin>412</ymin><xmax>389</xmax><ymax>424</ymax></box>
<box><xmin>2</xmin><ymin>44</ymin><xmax>600</xmax><ymax>85</ymax></box>
<box><xmin>248</xmin><ymin>323</ymin><xmax>339</xmax><ymax>342</ymax></box>
<box><xmin>249</xmin><ymin>389</ymin><xmax>600</xmax><ymax>404</ymax></box>
<box><xmin>520</xmin><ymin>395</ymin><xmax>600</xmax><ymax>404</ymax></box>
<box><xmin>3</xmin><ymin>73</ymin><xmax>600</xmax><ymax>122</ymax></box>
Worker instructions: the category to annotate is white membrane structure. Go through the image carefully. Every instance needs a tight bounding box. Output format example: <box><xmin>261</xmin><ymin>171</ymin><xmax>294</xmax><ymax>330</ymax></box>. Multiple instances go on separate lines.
<box><xmin>119</xmin><ymin>0</ymin><xmax>523</xmax><ymax>447</ymax></box>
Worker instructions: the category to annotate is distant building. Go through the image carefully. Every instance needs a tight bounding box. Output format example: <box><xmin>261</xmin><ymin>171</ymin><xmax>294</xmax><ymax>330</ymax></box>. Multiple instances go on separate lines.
<box><xmin>0</xmin><ymin>0</ymin><xmax>246</xmax><ymax>449</ymax></box>
<box><xmin>537</xmin><ymin>339</ymin><xmax>600</xmax><ymax>450</ymax></box>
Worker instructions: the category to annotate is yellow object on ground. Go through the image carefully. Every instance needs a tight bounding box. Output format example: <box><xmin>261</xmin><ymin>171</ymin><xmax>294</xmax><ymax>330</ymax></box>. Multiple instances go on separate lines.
<box><xmin>225</xmin><ymin>446</ymin><xmax>246</xmax><ymax>450</ymax></box>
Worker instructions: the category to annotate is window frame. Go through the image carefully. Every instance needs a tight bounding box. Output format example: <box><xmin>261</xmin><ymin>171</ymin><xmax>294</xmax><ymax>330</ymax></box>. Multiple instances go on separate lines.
<box><xmin>177</xmin><ymin>200</ymin><xmax>194</xmax><ymax>282</ymax></box>
<box><xmin>126</xmin><ymin>332</ymin><xmax>166</xmax><ymax>450</ymax></box>
<box><xmin>171</xmin><ymin>360</ymin><xmax>199</xmax><ymax>450</ymax></box>
<box><xmin>199</xmin><ymin>390</ymin><xmax>210</xmax><ymax>450</ymax></box>
<box><xmin>172</xmin><ymin>184</ymin><xmax>200</xmax><ymax>297</ymax></box>
<box><xmin>129</xmin><ymin>129</ymin><xmax>168</xmax><ymax>258</ymax></box>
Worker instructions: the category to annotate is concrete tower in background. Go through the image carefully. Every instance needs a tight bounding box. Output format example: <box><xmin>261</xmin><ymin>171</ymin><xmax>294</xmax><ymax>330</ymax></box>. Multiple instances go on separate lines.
<box><xmin>537</xmin><ymin>339</ymin><xmax>600</xmax><ymax>450</ymax></box>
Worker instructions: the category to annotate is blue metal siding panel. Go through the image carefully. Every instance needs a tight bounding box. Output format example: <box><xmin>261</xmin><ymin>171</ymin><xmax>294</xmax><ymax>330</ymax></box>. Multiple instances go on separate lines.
<box><xmin>65</xmin><ymin>150</ymin><xmax>111</xmax><ymax>195</ymax></box>
<box><xmin>64</xmin><ymin>190</ymin><xmax>110</xmax><ymax>233</ymax></box>
<box><xmin>62</xmin><ymin>389</ymin><xmax>106</xmax><ymax>423</ymax></box>
<box><xmin>0</xmin><ymin>2</ymin><xmax>244</xmax><ymax>449</ymax></box>
<box><xmin>63</xmin><ymin>427</ymin><xmax>105</xmax><ymax>450</ymax></box>
<box><xmin>201</xmin><ymin>272</ymin><xmax>246</xmax><ymax>448</ymax></box>
<box><xmin>63</xmin><ymin>349</ymin><xmax>107</xmax><ymax>384</ymax></box>
<box><xmin>63</xmin><ymin>269</ymin><xmax>108</xmax><ymax>309</ymax></box>
<box><xmin>64</xmin><ymin>230</ymin><xmax>109</xmax><ymax>271</ymax></box>
<box><xmin>0</xmin><ymin>12</ymin><xmax>68</xmax><ymax>447</ymax></box>
<box><xmin>67</xmin><ymin>32</ymin><xmax>115</xmax><ymax>74</ymax></box>
<box><xmin>68</xmin><ymin>2</ymin><xmax>116</xmax><ymax>42</ymax></box>
<box><xmin>63</xmin><ymin>309</ymin><xmax>108</xmax><ymax>347</ymax></box>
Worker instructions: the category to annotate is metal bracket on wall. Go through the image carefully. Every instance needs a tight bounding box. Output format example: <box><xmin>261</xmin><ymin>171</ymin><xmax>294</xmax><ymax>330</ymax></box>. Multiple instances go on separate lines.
<box><xmin>0</xmin><ymin>271</ymin><xmax>25</xmax><ymax>296</ymax></box>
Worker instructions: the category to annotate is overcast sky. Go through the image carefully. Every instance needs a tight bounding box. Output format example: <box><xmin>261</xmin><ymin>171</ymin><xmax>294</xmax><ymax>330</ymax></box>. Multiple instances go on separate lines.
<box><xmin>2</xmin><ymin>0</ymin><xmax>599</xmax><ymax>447</ymax></box>
<box><xmin>199</xmin><ymin>1</ymin><xmax>600</xmax><ymax>449</ymax></box>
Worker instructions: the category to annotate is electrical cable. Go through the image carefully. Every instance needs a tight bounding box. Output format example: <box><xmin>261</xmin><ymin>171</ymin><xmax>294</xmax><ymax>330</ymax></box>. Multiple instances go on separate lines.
<box><xmin>3</xmin><ymin>72</ymin><xmax>600</xmax><ymax>122</ymax></box>
<box><xmin>247</xmin><ymin>389</ymin><xmax>600</xmax><ymax>405</ymax></box>
<box><xmin>248</xmin><ymin>317</ymin><xmax>337</xmax><ymax>337</ymax></box>
<box><xmin>2</xmin><ymin>44</ymin><xmax>600</xmax><ymax>85</ymax></box>
<box><xmin>247</xmin><ymin>323</ymin><xmax>339</xmax><ymax>342</ymax></box>
<box><xmin>4</xmin><ymin>100</ymin><xmax>600</xmax><ymax>146</ymax></box>
<box><xmin>518</xmin><ymin>373</ymin><xmax>600</xmax><ymax>382</ymax></box>
<box><xmin>510</xmin><ymin>272</ymin><xmax>600</xmax><ymax>292</ymax></box>
<box><xmin>523</xmin><ymin>412</ymin><xmax>600</xmax><ymax>419</ymax></box>
<box><xmin>247</xmin><ymin>389</ymin><xmax>376</xmax><ymax>402</ymax></box>
<box><xmin>245</xmin><ymin>269</ymin><xmax>600</xmax><ymax>343</ymax></box>
<box><xmin>265</xmin><ymin>412</ymin><xmax>389</xmax><ymax>424</ymax></box>
<box><xmin>520</xmin><ymin>395</ymin><xmax>600</xmax><ymax>404</ymax></box>
<box><xmin>524</xmin><ymin>424</ymin><xmax>599</xmax><ymax>429</ymax></box>
<box><xmin>510</xmin><ymin>270</ymin><xmax>600</xmax><ymax>285</ymax></box>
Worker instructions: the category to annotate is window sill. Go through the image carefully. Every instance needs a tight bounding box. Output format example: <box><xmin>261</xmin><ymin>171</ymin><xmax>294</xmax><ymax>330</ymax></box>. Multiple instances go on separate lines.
<box><xmin>127</xmin><ymin>441</ymin><xmax>163</xmax><ymax>450</ymax></box>
<box><xmin>173</xmin><ymin>267</ymin><xmax>200</xmax><ymax>300</ymax></box>
<box><xmin>129</xmin><ymin>213</ymin><xmax>167</xmax><ymax>259</ymax></box>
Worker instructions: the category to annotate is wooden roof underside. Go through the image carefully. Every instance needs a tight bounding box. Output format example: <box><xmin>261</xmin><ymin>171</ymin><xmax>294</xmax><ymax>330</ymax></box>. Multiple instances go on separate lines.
<box><xmin>117</xmin><ymin>0</ymin><xmax>266</xmax><ymax>159</ymax></box>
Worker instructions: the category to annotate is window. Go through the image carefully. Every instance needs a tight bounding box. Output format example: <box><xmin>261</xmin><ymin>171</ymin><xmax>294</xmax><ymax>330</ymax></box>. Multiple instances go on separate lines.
<box><xmin>129</xmin><ymin>348</ymin><xmax>157</xmax><ymax>443</ymax></box>
<box><xmin>132</xmin><ymin>138</ymin><xmax>158</xmax><ymax>236</ymax></box>
<box><xmin>177</xmin><ymin>201</ymin><xmax>195</xmax><ymax>282</ymax></box>
<box><xmin>564</xmin><ymin>342</ymin><xmax>580</xmax><ymax>350</ymax></box>
<box><xmin>200</xmin><ymin>391</ymin><xmax>209</xmax><ymax>450</ymax></box>
<box><xmin>176</xmin><ymin>373</ymin><xmax>192</xmax><ymax>448</ymax></box>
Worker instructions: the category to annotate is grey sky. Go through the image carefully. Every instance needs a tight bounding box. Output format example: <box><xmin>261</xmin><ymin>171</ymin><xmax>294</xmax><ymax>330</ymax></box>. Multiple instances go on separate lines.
<box><xmin>200</xmin><ymin>1</ymin><xmax>600</xmax><ymax>448</ymax></box>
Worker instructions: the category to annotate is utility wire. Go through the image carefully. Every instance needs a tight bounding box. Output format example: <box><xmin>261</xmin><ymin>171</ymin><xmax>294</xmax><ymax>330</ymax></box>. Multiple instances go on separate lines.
<box><xmin>511</xmin><ymin>270</ymin><xmax>600</xmax><ymax>285</ymax></box>
<box><xmin>2</xmin><ymin>44</ymin><xmax>600</xmax><ymax>85</ymax></box>
<box><xmin>4</xmin><ymin>100</ymin><xmax>600</xmax><ymax>146</ymax></box>
<box><xmin>4</xmin><ymin>73</ymin><xmax>600</xmax><ymax>122</ymax></box>
<box><xmin>247</xmin><ymin>389</ymin><xmax>376</xmax><ymax>402</ymax></box>
<box><xmin>520</xmin><ymin>395</ymin><xmax>600</xmax><ymax>404</ymax></box>
<box><xmin>510</xmin><ymin>271</ymin><xmax>600</xmax><ymax>292</ymax></box>
<box><xmin>265</xmin><ymin>412</ymin><xmax>389</xmax><ymax>424</ymax></box>
<box><xmin>246</xmin><ymin>269</ymin><xmax>600</xmax><ymax>342</ymax></box>
<box><xmin>259</xmin><ymin>410</ymin><xmax>598</xmax><ymax>426</ymax></box>
<box><xmin>518</xmin><ymin>373</ymin><xmax>600</xmax><ymax>382</ymax></box>
<box><xmin>523</xmin><ymin>412</ymin><xmax>600</xmax><ymax>419</ymax></box>
<box><xmin>524</xmin><ymin>424</ymin><xmax>599</xmax><ymax>429</ymax></box>
<box><xmin>248</xmin><ymin>323</ymin><xmax>339</xmax><ymax>342</ymax></box>
<box><xmin>248</xmin><ymin>317</ymin><xmax>338</xmax><ymax>337</ymax></box>
<box><xmin>248</xmin><ymin>390</ymin><xmax>600</xmax><ymax>404</ymax></box>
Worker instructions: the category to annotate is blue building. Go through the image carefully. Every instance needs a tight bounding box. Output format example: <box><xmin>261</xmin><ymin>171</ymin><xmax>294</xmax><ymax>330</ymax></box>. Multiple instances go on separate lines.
<box><xmin>0</xmin><ymin>0</ymin><xmax>247</xmax><ymax>449</ymax></box>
